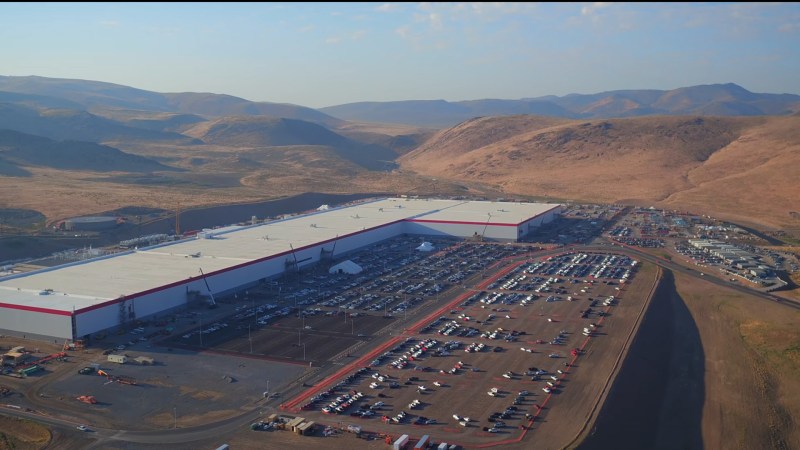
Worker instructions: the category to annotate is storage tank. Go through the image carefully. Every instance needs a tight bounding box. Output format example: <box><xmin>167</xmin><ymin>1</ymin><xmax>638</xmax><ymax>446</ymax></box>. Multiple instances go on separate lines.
<box><xmin>64</xmin><ymin>216</ymin><xmax>118</xmax><ymax>231</ymax></box>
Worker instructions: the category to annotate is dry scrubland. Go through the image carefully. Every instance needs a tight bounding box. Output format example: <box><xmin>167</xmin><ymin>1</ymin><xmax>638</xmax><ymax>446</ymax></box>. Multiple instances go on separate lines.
<box><xmin>0</xmin><ymin>416</ymin><xmax>50</xmax><ymax>450</ymax></box>
<box><xmin>1</xmin><ymin>114</ymin><xmax>797</xmax><ymax>239</ymax></box>
<box><xmin>673</xmin><ymin>271</ymin><xmax>800</xmax><ymax>449</ymax></box>
<box><xmin>400</xmin><ymin>115</ymin><xmax>800</xmax><ymax>233</ymax></box>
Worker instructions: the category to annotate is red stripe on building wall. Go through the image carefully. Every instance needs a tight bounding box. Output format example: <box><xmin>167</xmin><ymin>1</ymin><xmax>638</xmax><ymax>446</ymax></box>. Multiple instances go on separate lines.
<box><xmin>0</xmin><ymin>302</ymin><xmax>73</xmax><ymax>316</ymax></box>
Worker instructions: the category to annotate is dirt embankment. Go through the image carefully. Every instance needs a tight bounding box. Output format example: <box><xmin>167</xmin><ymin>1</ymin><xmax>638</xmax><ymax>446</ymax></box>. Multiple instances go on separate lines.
<box><xmin>577</xmin><ymin>269</ymin><xmax>704</xmax><ymax>450</ymax></box>
<box><xmin>579</xmin><ymin>267</ymin><xmax>800</xmax><ymax>450</ymax></box>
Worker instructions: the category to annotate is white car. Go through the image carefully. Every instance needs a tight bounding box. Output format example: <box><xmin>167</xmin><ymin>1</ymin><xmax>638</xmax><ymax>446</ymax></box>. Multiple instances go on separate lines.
<box><xmin>433</xmin><ymin>381</ymin><xmax>442</xmax><ymax>387</ymax></box>
<box><xmin>76</xmin><ymin>425</ymin><xmax>90</xmax><ymax>432</ymax></box>
<box><xmin>369</xmin><ymin>382</ymin><xmax>379</xmax><ymax>389</ymax></box>
<box><xmin>453</xmin><ymin>414</ymin><xmax>462</xmax><ymax>421</ymax></box>
<box><xmin>542</xmin><ymin>387</ymin><xmax>552</xmax><ymax>393</ymax></box>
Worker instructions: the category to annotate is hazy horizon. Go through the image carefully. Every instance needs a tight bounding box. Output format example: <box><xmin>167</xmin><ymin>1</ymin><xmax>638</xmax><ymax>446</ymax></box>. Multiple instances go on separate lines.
<box><xmin>2</xmin><ymin>2</ymin><xmax>799</xmax><ymax>108</ymax></box>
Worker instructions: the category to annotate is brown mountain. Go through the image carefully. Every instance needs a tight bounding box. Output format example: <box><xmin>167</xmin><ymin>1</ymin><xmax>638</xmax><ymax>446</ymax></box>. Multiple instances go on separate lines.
<box><xmin>0</xmin><ymin>129</ymin><xmax>178</xmax><ymax>174</ymax></box>
<box><xmin>183</xmin><ymin>116</ymin><xmax>398</xmax><ymax>171</ymax></box>
<box><xmin>0</xmin><ymin>103</ymin><xmax>199</xmax><ymax>144</ymax></box>
<box><xmin>0</xmin><ymin>76</ymin><xmax>343</xmax><ymax>128</ymax></box>
<box><xmin>400</xmin><ymin>115</ymin><xmax>800</xmax><ymax>229</ymax></box>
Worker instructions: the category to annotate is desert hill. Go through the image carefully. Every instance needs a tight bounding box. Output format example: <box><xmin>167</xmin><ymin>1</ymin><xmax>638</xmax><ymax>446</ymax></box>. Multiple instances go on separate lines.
<box><xmin>0</xmin><ymin>129</ymin><xmax>178</xmax><ymax>173</ymax></box>
<box><xmin>400</xmin><ymin>114</ymin><xmax>799</xmax><ymax>229</ymax></box>
<box><xmin>183</xmin><ymin>116</ymin><xmax>398</xmax><ymax>170</ymax></box>
<box><xmin>322</xmin><ymin>83</ymin><xmax>800</xmax><ymax>127</ymax></box>
<box><xmin>0</xmin><ymin>102</ymin><xmax>199</xmax><ymax>144</ymax></box>
<box><xmin>0</xmin><ymin>75</ymin><xmax>343</xmax><ymax>127</ymax></box>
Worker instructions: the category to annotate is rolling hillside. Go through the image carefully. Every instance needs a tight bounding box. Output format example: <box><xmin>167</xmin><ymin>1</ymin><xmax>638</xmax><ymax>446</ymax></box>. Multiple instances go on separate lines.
<box><xmin>0</xmin><ymin>129</ymin><xmax>178</xmax><ymax>173</ymax></box>
<box><xmin>183</xmin><ymin>116</ymin><xmax>398</xmax><ymax>170</ymax></box>
<box><xmin>400</xmin><ymin>114</ymin><xmax>800</xmax><ymax>229</ymax></box>
<box><xmin>0</xmin><ymin>75</ymin><xmax>343</xmax><ymax>127</ymax></box>
<box><xmin>0</xmin><ymin>103</ymin><xmax>199</xmax><ymax>144</ymax></box>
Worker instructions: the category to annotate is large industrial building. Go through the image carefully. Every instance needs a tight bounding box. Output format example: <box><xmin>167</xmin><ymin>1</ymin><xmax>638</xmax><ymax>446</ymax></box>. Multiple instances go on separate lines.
<box><xmin>0</xmin><ymin>198</ymin><xmax>560</xmax><ymax>341</ymax></box>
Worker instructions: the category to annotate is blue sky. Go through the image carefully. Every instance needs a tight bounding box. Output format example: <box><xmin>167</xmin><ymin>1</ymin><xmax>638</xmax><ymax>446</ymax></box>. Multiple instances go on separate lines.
<box><xmin>2</xmin><ymin>2</ymin><xmax>799</xmax><ymax>107</ymax></box>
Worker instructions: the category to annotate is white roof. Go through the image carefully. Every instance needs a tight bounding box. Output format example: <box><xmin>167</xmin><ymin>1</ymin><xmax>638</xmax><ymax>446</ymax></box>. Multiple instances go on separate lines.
<box><xmin>416</xmin><ymin>242</ymin><xmax>435</xmax><ymax>252</ymax></box>
<box><xmin>329</xmin><ymin>260</ymin><xmax>362</xmax><ymax>275</ymax></box>
<box><xmin>407</xmin><ymin>201</ymin><xmax>558</xmax><ymax>225</ymax></box>
<box><xmin>0</xmin><ymin>198</ymin><xmax>558</xmax><ymax>313</ymax></box>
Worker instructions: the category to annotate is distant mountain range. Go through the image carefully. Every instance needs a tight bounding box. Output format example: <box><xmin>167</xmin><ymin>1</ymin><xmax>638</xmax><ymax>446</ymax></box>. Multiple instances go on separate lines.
<box><xmin>321</xmin><ymin>83</ymin><xmax>800</xmax><ymax>127</ymax></box>
<box><xmin>0</xmin><ymin>75</ymin><xmax>343</xmax><ymax>127</ymax></box>
<box><xmin>0</xmin><ymin>75</ymin><xmax>798</xmax><ymax>230</ymax></box>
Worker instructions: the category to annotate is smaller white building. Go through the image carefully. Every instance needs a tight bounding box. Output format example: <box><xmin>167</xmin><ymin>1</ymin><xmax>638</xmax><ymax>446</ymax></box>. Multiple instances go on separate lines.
<box><xmin>329</xmin><ymin>260</ymin><xmax>363</xmax><ymax>275</ymax></box>
<box><xmin>416</xmin><ymin>242</ymin><xmax>435</xmax><ymax>252</ymax></box>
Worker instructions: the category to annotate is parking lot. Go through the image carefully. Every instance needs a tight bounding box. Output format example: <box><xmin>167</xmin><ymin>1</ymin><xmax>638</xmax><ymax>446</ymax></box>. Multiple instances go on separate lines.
<box><xmin>283</xmin><ymin>251</ymin><xmax>659</xmax><ymax>448</ymax></box>
<box><xmin>1</xmin><ymin>232</ymin><xmax>658</xmax><ymax>449</ymax></box>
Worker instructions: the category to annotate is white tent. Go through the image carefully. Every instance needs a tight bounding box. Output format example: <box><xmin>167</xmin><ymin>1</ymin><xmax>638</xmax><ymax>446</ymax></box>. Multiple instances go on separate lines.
<box><xmin>329</xmin><ymin>260</ymin><xmax>363</xmax><ymax>275</ymax></box>
<box><xmin>416</xmin><ymin>242</ymin><xmax>434</xmax><ymax>252</ymax></box>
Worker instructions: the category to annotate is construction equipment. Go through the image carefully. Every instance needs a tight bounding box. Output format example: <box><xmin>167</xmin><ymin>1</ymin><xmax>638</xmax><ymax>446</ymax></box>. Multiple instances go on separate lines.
<box><xmin>77</xmin><ymin>395</ymin><xmax>97</xmax><ymax>404</ymax></box>
<box><xmin>198</xmin><ymin>268</ymin><xmax>217</xmax><ymax>309</ymax></box>
<box><xmin>96</xmin><ymin>369</ymin><xmax>137</xmax><ymax>385</ymax></box>
<box><xmin>115</xmin><ymin>375</ymin><xmax>137</xmax><ymax>385</ymax></box>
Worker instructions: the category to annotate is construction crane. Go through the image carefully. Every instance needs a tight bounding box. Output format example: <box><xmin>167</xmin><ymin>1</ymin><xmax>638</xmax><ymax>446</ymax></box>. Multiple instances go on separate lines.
<box><xmin>480</xmin><ymin>213</ymin><xmax>493</xmax><ymax>241</ymax></box>
<box><xmin>175</xmin><ymin>203</ymin><xmax>181</xmax><ymax>236</ymax></box>
<box><xmin>198</xmin><ymin>268</ymin><xmax>217</xmax><ymax>309</ymax></box>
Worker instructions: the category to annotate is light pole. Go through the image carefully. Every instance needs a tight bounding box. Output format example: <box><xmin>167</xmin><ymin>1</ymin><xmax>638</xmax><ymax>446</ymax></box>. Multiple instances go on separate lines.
<box><xmin>248</xmin><ymin>325</ymin><xmax>253</xmax><ymax>354</ymax></box>
<box><xmin>303</xmin><ymin>343</ymin><xmax>306</xmax><ymax>361</ymax></box>
<box><xmin>173</xmin><ymin>406</ymin><xmax>177</xmax><ymax>429</ymax></box>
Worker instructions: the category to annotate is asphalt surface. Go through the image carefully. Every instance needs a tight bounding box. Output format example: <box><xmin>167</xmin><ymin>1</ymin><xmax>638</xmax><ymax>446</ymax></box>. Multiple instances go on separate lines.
<box><xmin>3</xmin><ymin>239</ymin><xmax>798</xmax><ymax>448</ymax></box>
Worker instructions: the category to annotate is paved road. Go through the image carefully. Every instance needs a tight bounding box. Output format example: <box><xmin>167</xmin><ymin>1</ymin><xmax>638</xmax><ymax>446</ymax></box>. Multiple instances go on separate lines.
<box><xmin>3</xmin><ymin>241</ymin><xmax>798</xmax><ymax>447</ymax></box>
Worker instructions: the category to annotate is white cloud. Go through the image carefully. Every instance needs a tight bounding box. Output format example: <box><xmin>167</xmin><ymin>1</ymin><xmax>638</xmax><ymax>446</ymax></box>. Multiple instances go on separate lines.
<box><xmin>395</xmin><ymin>25</ymin><xmax>410</xmax><ymax>39</ymax></box>
<box><xmin>779</xmin><ymin>22</ymin><xmax>799</xmax><ymax>33</ymax></box>
<box><xmin>377</xmin><ymin>3</ymin><xmax>400</xmax><ymax>13</ymax></box>
<box><xmin>299</xmin><ymin>25</ymin><xmax>315</xmax><ymax>33</ymax></box>
<box><xmin>581</xmin><ymin>2</ymin><xmax>613</xmax><ymax>16</ymax></box>
<box><xmin>325</xmin><ymin>36</ymin><xmax>341</xmax><ymax>44</ymax></box>
<box><xmin>99</xmin><ymin>20</ymin><xmax>119</xmax><ymax>28</ymax></box>
<box><xmin>429</xmin><ymin>12</ymin><xmax>443</xmax><ymax>30</ymax></box>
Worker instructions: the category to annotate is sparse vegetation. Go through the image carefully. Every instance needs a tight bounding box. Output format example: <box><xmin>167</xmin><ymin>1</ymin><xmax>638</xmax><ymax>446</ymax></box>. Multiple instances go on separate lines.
<box><xmin>0</xmin><ymin>416</ymin><xmax>51</xmax><ymax>450</ymax></box>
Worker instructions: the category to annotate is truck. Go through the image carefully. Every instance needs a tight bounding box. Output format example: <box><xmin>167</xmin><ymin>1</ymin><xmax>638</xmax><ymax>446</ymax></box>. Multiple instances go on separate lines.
<box><xmin>393</xmin><ymin>434</ymin><xmax>410</xmax><ymax>450</ymax></box>
<box><xmin>107</xmin><ymin>354</ymin><xmax>127</xmax><ymax>364</ymax></box>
